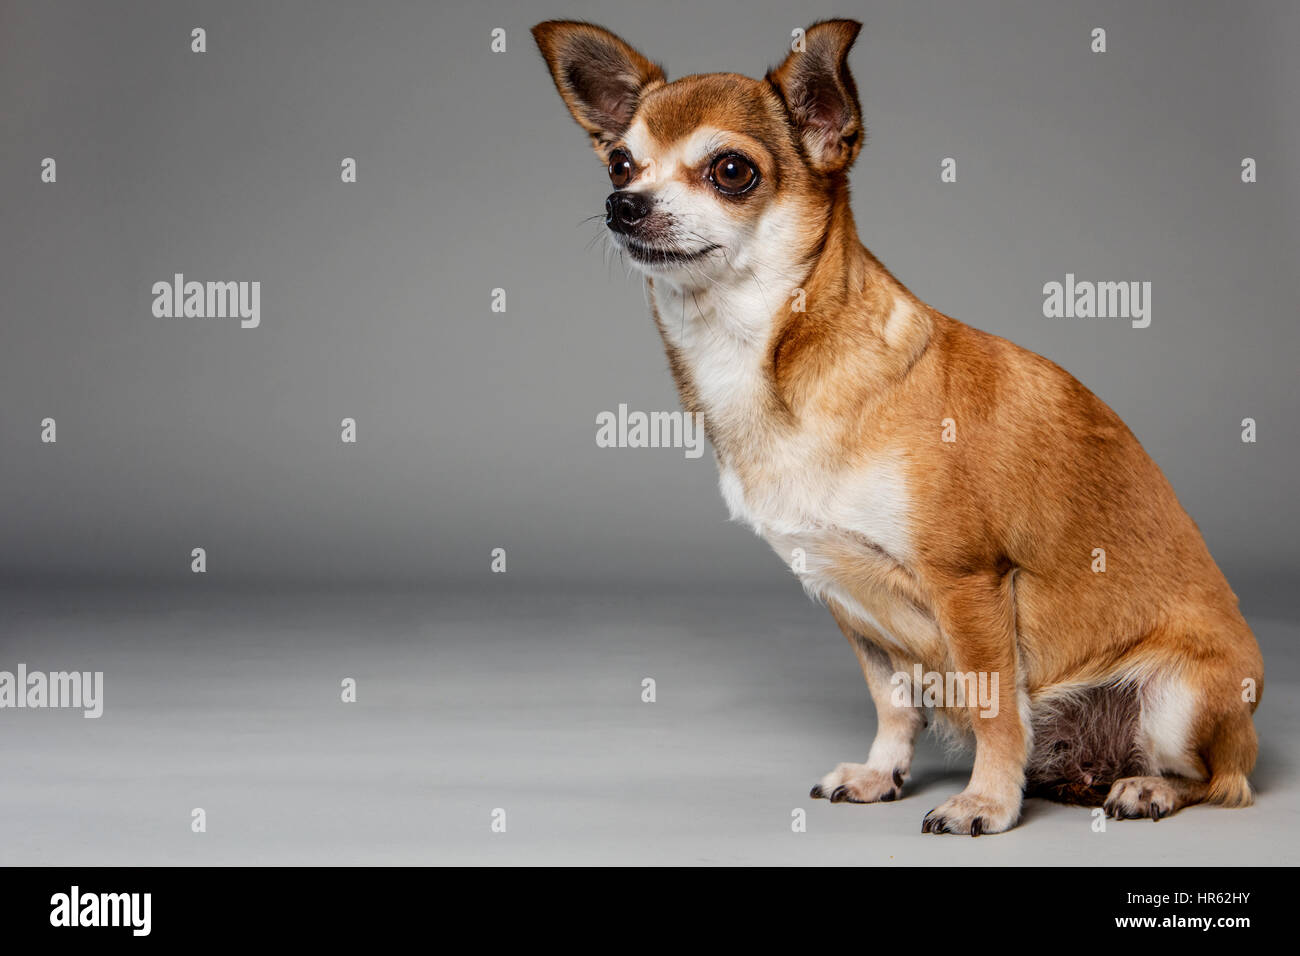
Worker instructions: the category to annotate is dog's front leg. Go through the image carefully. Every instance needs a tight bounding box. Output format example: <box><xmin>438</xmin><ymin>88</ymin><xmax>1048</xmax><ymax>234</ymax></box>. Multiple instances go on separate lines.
<box><xmin>922</xmin><ymin>570</ymin><xmax>1027</xmax><ymax>836</ymax></box>
<box><xmin>811</xmin><ymin>609</ymin><xmax>925</xmax><ymax>804</ymax></box>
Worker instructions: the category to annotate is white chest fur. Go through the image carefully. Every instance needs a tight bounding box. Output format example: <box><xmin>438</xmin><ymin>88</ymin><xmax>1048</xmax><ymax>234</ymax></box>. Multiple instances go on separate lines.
<box><xmin>715</xmin><ymin>454</ymin><xmax>912</xmax><ymax>559</ymax></box>
<box><xmin>716</xmin><ymin>448</ymin><xmax>929</xmax><ymax>657</ymax></box>
<box><xmin>651</xmin><ymin>276</ymin><xmax>925</xmax><ymax>654</ymax></box>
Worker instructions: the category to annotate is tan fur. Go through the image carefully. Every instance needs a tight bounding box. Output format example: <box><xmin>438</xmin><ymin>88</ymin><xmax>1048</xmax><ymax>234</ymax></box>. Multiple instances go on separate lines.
<box><xmin>534</xmin><ymin>19</ymin><xmax>1264</xmax><ymax>834</ymax></box>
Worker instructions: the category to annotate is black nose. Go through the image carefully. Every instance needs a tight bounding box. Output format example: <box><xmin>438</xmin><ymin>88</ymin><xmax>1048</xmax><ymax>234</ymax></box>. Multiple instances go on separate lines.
<box><xmin>605</xmin><ymin>191</ymin><xmax>650</xmax><ymax>234</ymax></box>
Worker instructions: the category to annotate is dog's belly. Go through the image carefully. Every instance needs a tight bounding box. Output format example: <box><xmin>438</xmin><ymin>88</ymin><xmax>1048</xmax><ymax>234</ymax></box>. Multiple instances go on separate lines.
<box><xmin>718</xmin><ymin>459</ymin><xmax>944</xmax><ymax>663</ymax></box>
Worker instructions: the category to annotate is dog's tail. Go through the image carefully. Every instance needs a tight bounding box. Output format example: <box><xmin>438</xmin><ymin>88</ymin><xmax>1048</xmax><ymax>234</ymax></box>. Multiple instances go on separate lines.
<box><xmin>1201</xmin><ymin>704</ymin><xmax>1259</xmax><ymax>808</ymax></box>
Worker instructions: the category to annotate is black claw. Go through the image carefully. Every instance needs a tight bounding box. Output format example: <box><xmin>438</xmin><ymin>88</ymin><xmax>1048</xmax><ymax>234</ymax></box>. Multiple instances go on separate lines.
<box><xmin>1151</xmin><ymin>805</ymin><xmax>1162</xmax><ymax>822</ymax></box>
<box><xmin>922</xmin><ymin>811</ymin><xmax>937</xmax><ymax>833</ymax></box>
<box><xmin>971</xmin><ymin>817</ymin><xmax>983</xmax><ymax>837</ymax></box>
<box><xmin>830</xmin><ymin>786</ymin><xmax>848</xmax><ymax>804</ymax></box>
<box><xmin>810</xmin><ymin>785</ymin><xmax>825</xmax><ymax>799</ymax></box>
<box><xmin>881</xmin><ymin>789</ymin><xmax>896</xmax><ymax>802</ymax></box>
<box><xmin>892</xmin><ymin>769</ymin><xmax>904</xmax><ymax>788</ymax></box>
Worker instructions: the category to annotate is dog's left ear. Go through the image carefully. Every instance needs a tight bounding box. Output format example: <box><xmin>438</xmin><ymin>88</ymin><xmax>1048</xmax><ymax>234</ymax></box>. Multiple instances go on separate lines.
<box><xmin>767</xmin><ymin>19</ymin><xmax>864</xmax><ymax>174</ymax></box>
<box><xmin>532</xmin><ymin>21</ymin><xmax>666</xmax><ymax>149</ymax></box>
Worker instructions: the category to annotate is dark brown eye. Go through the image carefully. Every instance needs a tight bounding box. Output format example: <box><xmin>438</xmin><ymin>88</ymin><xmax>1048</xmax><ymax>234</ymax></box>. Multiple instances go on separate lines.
<box><xmin>608</xmin><ymin>149</ymin><xmax>634</xmax><ymax>188</ymax></box>
<box><xmin>709</xmin><ymin>153</ymin><xmax>758</xmax><ymax>195</ymax></box>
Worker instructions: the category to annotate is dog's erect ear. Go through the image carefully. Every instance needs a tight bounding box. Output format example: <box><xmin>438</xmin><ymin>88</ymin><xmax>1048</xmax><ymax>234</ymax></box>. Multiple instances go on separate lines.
<box><xmin>532</xmin><ymin>21</ymin><xmax>666</xmax><ymax>148</ymax></box>
<box><xmin>767</xmin><ymin>19</ymin><xmax>864</xmax><ymax>173</ymax></box>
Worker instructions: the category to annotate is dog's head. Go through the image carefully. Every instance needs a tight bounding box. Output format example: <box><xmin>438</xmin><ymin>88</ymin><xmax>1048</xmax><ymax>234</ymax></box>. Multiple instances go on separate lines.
<box><xmin>533</xmin><ymin>20</ymin><xmax>863</xmax><ymax>290</ymax></box>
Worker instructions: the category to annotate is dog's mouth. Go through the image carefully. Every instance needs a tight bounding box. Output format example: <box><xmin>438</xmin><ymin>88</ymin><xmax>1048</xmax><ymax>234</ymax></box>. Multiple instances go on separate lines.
<box><xmin>621</xmin><ymin>238</ymin><xmax>720</xmax><ymax>266</ymax></box>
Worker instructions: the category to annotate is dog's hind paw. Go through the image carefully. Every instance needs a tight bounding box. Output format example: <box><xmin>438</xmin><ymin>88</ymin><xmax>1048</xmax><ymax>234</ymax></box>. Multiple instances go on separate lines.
<box><xmin>1103</xmin><ymin>776</ymin><xmax>1186</xmax><ymax>821</ymax></box>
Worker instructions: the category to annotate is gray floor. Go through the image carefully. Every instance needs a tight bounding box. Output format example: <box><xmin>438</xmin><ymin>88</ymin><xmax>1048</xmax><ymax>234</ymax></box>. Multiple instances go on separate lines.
<box><xmin>0</xmin><ymin>585</ymin><xmax>1294</xmax><ymax>866</ymax></box>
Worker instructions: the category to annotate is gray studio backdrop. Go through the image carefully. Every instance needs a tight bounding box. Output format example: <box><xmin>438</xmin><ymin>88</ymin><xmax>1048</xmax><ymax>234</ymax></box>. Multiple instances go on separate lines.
<box><xmin>2</xmin><ymin>0</ymin><xmax>1297</xmax><ymax>602</ymax></box>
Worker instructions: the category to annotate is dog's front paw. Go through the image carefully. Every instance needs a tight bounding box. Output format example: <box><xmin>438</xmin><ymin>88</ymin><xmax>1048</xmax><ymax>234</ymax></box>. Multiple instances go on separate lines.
<box><xmin>810</xmin><ymin>762</ymin><xmax>906</xmax><ymax>804</ymax></box>
<box><xmin>922</xmin><ymin>788</ymin><xmax>1021</xmax><ymax>836</ymax></box>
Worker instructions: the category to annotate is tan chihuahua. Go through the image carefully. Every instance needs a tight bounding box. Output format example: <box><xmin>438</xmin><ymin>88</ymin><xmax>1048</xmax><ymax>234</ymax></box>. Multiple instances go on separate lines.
<box><xmin>533</xmin><ymin>18</ymin><xmax>1263</xmax><ymax>834</ymax></box>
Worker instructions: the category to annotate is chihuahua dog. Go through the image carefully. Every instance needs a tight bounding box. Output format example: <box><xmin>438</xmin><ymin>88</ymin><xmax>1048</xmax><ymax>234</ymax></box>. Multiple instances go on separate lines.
<box><xmin>533</xmin><ymin>19</ymin><xmax>1263</xmax><ymax>834</ymax></box>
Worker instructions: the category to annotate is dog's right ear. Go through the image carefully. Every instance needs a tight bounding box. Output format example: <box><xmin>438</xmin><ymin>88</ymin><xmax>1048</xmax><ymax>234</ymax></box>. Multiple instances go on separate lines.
<box><xmin>532</xmin><ymin>21</ymin><xmax>666</xmax><ymax>148</ymax></box>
